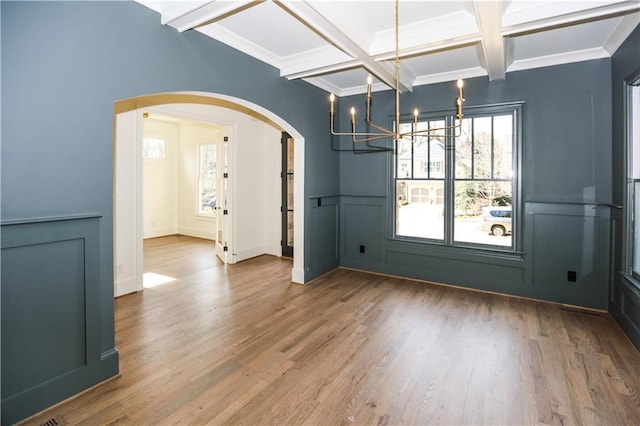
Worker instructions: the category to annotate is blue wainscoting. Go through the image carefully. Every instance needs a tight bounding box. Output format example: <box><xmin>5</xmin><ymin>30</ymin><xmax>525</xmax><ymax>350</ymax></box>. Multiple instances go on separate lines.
<box><xmin>525</xmin><ymin>203</ymin><xmax>611</xmax><ymax>309</ymax></box>
<box><xmin>307</xmin><ymin>196</ymin><xmax>340</xmax><ymax>280</ymax></box>
<box><xmin>1</xmin><ymin>215</ymin><xmax>119</xmax><ymax>425</ymax></box>
<box><xmin>338</xmin><ymin>196</ymin><xmax>611</xmax><ymax>310</ymax></box>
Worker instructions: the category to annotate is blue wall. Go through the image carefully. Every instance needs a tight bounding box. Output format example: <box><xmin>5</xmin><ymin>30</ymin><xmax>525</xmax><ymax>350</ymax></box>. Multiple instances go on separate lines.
<box><xmin>1</xmin><ymin>1</ymin><xmax>338</xmax><ymax>423</ymax></box>
<box><xmin>337</xmin><ymin>59</ymin><xmax>614</xmax><ymax>310</ymax></box>
<box><xmin>611</xmin><ymin>23</ymin><xmax>640</xmax><ymax>351</ymax></box>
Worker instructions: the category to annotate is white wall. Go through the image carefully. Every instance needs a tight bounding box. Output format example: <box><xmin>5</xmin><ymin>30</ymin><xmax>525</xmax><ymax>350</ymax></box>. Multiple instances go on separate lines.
<box><xmin>233</xmin><ymin>118</ymin><xmax>282</xmax><ymax>262</ymax></box>
<box><xmin>176</xmin><ymin>122</ymin><xmax>222</xmax><ymax>241</ymax></box>
<box><xmin>143</xmin><ymin>119</ymin><xmax>178</xmax><ymax>238</ymax></box>
<box><xmin>262</xmin><ymin>125</ymin><xmax>283</xmax><ymax>257</ymax></box>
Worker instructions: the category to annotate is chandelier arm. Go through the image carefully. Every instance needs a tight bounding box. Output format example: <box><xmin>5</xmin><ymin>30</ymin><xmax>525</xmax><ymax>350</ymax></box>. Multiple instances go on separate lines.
<box><xmin>402</xmin><ymin>121</ymin><xmax>462</xmax><ymax>136</ymax></box>
<box><xmin>352</xmin><ymin>134</ymin><xmax>395</xmax><ymax>144</ymax></box>
<box><xmin>365</xmin><ymin>120</ymin><xmax>396</xmax><ymax>135</ymax></box>
<box><xmin>407</xmin><ymin>130</ymin><xmax>463</xmax><ymax>139</ymax></box>
<box><xmin>331</xmin><ymin>129</ymin><xmax>396</xmax><ymax>138</ymax></box>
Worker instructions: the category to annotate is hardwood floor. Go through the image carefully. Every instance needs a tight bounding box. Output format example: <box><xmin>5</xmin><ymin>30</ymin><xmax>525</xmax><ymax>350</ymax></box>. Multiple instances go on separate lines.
<box><xmin>24</xmin><ymin>235</ymin><xmax>640</xmax><ymax>425</ymax></box>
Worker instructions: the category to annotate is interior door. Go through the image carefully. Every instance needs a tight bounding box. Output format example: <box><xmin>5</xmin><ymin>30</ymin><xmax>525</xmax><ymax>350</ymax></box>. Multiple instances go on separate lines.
<box><xmin>282</xmin><ymin>132</ymin><xmax>294</xmax><ymax>257</ymax></box>
<box><xmin>216</xmin><ymin>136</ymin><xmax>229</xmax><ymax>262</ymax></box>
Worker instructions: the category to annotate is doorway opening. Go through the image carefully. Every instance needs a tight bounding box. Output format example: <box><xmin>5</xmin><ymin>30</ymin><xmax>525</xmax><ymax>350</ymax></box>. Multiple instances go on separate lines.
<box><xmin>114</xmin><ymin>92</ymin><xmax>306</xmax><ymax>298</ymax></box>
<box><xmin>139</xmin><ymin>111</ymin><xmax>228</xmax><ymax>290</ymax></box>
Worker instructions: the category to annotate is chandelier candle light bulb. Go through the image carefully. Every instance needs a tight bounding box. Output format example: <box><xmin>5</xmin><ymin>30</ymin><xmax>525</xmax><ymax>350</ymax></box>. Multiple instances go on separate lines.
<box><xmin>456</xmin><ymin>79</ymin><xmax>464</xmax><ymax>120</ymax></box>
<box><xmin>366</xmin><ymin>74</ymin><xmax>373</xmax><ymax>120</ymax></box>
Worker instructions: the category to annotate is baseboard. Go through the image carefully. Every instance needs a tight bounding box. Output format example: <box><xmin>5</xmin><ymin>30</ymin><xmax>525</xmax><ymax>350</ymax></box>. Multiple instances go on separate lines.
<box><xmin>176</xmin><ymin>226</ymin><xmax>215</xmax><ymax>241</ymax></box>
<box><xmin>14</xmin><ymin>351</ymin><xmax>119</xmax><ymax>426</ymax></box>
<box><xmin>143</xmin><ymin>228</ymin><xmax>176</xmax><ymax>239</ymax></box>
<box><xmin>3</xmin><ymin>349</ymin><xmax>119</xmax><ymax>425</ymax></box>
<box><xmin>114</xmin><ymin>276</ymin><xmax>139</xmax><ymax>297</ymax></box>
<box><xmin>291</xmin><ymin>267</ymin><xmax>305</xmax><ymax>284</ymax></box>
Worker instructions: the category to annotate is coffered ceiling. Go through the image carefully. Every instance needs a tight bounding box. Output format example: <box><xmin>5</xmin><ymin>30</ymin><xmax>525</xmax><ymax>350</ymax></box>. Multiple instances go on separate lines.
<box><xmin>136</xmin><ymin>0</ymin><xmax>640</xmax><ymax>96</ymax></box>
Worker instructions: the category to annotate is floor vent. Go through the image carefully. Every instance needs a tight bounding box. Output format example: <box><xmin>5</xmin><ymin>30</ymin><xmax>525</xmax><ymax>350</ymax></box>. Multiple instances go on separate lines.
<box><xmin>40</xmin><ymin>417</ymin><xmax>66</xmax><ymax>426</ymax></box>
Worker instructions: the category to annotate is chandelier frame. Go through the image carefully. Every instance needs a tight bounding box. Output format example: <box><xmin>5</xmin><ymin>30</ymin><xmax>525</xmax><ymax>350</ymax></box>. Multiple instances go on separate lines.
<box><xmin>329</xmin><ymin>0</ymin><xmax>466</xmax><ymax>145</ymax></box>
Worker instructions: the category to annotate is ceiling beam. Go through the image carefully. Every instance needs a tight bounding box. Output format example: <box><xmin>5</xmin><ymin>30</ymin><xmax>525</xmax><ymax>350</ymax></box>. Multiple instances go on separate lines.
<box><xmin>283</xmin><ymin>35</ymin><xmax>483</xmax><ymax>81</ymax></box>
<box><xmin>162</xmin><ymin>1</ymin><xmax>263</xmax><ymax>33</ymax></box>
<box><xmin>275</xmin><ymin>0</ymin><xmax>412</xmax><ymax>92</ymax></box>
<box><xmin>473</xmin><ymin>0</ymin><xmax>506</xmax><ymax>81</ymax></box>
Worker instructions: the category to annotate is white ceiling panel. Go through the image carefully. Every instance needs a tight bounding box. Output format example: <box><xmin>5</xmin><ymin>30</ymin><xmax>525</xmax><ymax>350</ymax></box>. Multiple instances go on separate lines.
<box><xmin>512</xmin><ymin>17</ymin><xmax>621</xmax><ymax>60</ymax></box>
<box><xmin>314</xmin><ymin>67</ymin><xmax>372</xmax><ymax>94</ymax></box>
<box><xmin>214</xmin><ymin>2</ymin><xmax>326</xmax><ymax>57</ymax></box>
<box><xmin>135</xmin><ymin>0</ymin><xmax>640</xmax><ymax>95</ymax></box>
<box><xmin>503</xmin><ymin>0</ymin><xmax>629</xmax><ymax>27</ymax></box>
<box><xmin>400</xmin><ymin>44</ymin><xmax>483</xmax><ymax>77</ymax></box>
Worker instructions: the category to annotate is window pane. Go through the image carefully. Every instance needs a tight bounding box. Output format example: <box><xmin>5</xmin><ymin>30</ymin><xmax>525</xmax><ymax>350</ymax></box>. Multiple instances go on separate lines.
<box><xmin>473</xmin><ymin>117</ymin><xmax>492</xmax><ymax>179</ymax></box>
<box><xmin>287</xmin><ymin>211</ymin><xmax>294</xmax><ymax>247</ymax></box>
<box><xmin>494</xmin><ymin>115</ymin><xmax>513</xmax><ymax>178</ymax></box>
<box><xmin>430</xmin><ymin>120</ymin><xmax>446</xmax><ymax>179</ymax></box>
<box><xmin>455</xmin><ymin>119</ymin><xmax>472</xmax><ymax>178</ymax></box>
<box><xmin>397</xmin><ymin>180</ymin><xmax>444</xmax><ymax>240</ymax></box>
<box><xmin>287</xmin><ymin>175</ymin><xmax>294</xmax><ymax>210</ymax></box>
<box><xmin>198</xmin><ymin>144</ymin><xmax>217</xmax><ymax>215</ymax></box>
<box><xmin>287</xmin><ymin>137</ymin><xmax>294</xmax><ymax>173</ymax></box>
<box><xmin>143</xmin><ymin>138</ymin><xmax>165</xmax><ymax>159</ymax></box>
<box><xmin>454</xmin><ymin>181</ymin><xmax>512</xmax><ymax>246</ymax></box>
<box><xmin>413</xmin><ymin>132</ymin><xmax>429</xmax><ymax>179</ymax></box>
<box><xmin>397</xmin><ymin>138</ymin><xmax>412</xmax><ymax>179</ymax></box>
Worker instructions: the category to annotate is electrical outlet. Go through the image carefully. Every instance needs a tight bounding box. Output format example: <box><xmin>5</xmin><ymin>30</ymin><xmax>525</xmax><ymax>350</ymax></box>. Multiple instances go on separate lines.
<box><xmin>567</xmin><ymin>270</ymin><xmax>577</xmax><ymax>282</ymax></box>
<box><xmin>359</xmin><ymin>245</ymin><xmax>365</xmax><ymax>254</ymax></box>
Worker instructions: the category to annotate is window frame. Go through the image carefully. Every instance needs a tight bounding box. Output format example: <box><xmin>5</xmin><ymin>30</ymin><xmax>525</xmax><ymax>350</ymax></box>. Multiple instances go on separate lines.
<box><xmin>625</xmin><ymin>73</ymin><xmax>640</xmax><ymax>285</ymax></box>
<box><xmin>391</xmin><ymin>102</ymin><xmax>523</xmax><ymax>255</ymax></box>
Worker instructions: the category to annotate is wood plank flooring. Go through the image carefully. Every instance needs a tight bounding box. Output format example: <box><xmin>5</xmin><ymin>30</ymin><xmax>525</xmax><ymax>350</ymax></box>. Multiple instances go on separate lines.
<box><xmin>24</xmin><ymin>235</ymin><xmax>640</xmax><ymax>425</ymax></box>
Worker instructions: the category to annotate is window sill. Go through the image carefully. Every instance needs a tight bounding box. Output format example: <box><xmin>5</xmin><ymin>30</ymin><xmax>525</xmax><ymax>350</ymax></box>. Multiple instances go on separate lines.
<box><xmin>622</xmin><ymin>273</ymin><xmax>640</xmax><ymax>293</ymax></box>
<box><xmin>388</xmin><ymin>236</ymin><xmax>524</xmax><ymax>265</ymax></box>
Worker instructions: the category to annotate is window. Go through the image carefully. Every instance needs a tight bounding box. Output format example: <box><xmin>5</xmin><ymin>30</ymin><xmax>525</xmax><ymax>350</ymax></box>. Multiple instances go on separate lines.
<box><xmin>143</xmin><ymin>138</ymin><xmax>165</xmax><ymax>159</ymax></box>
<box><xmin>629</xmin><ymin>82</ymin><xmax>640</xmax><ymax>279</ymax></box>
<box><xmin>395</xmin><ymin>104</ymin><xmax>520</xmax><ymax>250</ymax></box>
<box><xmin>198</xmin><ymin>143</ymin><xmax>217</xmax><ymax>216</ymax></box>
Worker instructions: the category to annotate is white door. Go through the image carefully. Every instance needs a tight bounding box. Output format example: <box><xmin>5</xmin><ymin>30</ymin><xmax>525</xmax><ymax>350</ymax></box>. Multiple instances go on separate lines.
<box><xmin>216</xmin><ymin>135</ymin><xmax>230</xmax><ymax>262</ymax></box>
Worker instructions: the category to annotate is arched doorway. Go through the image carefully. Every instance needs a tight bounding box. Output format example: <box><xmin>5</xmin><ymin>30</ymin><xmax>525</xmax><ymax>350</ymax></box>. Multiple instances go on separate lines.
<box><xmin>113</xmin><ymin>92</ymin><xmax>305</xmax><ymax>297</ymax></box>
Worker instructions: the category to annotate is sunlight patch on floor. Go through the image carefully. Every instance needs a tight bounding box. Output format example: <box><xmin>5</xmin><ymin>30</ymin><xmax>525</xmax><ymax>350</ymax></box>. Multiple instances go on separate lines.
<box><xmin>143</xmin><ymin>272</ymin><xmax>176</xmax><ymax>288</ymax></box>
